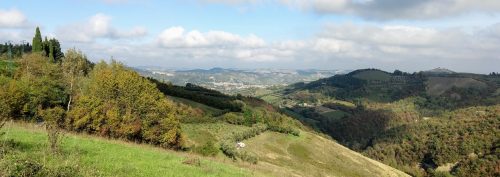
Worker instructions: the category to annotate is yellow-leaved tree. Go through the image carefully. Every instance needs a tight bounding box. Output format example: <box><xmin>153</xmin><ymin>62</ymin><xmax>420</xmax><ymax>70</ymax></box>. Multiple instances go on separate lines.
<box><xmin>67</xmin><ymin>60</ymin><xmax>184</xmax><ymax>149</ymax></box>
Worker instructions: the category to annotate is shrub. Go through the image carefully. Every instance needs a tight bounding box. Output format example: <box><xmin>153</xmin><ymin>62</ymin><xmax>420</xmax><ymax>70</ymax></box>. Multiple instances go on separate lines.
<box><xmin>182</xmin><ymin>157</ymin><xmax>201</xmax><ymax>167</ymax></box>
<box><xmin>39</xmin><ymin>106</ymin><xmax>65</xmax><ymax>153</ymax></box>
<box><xmin>222</xmin><ymin>112</ymin><xmax>245</xmax><ymax>125</ymax></box>
<box><xmin>219</xmin><ymin>123</ymin><xmax>267</xmax><ymax>163</ymax></box>
<box><xmin>194</xmin><ymin>141</ymin><xmax>218</xmax><ymax>156</ymax></box>
<box><xmin>2</xmin><ymin>158</ymin><xmax>44</xmax><ymax>177</ymax></box>
<box><xmin>0</xmin><ymin>155</ymin><xmax>82</xmax><ymax>177</ymax></box>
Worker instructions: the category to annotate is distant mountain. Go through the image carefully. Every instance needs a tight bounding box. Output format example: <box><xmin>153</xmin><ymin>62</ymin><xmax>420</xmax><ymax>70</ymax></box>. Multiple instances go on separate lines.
<box><xmin>134</xmin><ymin>67</ymin><xmax>346</xmax><ymax>94</ymax></box>
<box><xmin>423</xmin><ymin>67</ymin><xmax>456</xmax><ymax>74</ymax></box>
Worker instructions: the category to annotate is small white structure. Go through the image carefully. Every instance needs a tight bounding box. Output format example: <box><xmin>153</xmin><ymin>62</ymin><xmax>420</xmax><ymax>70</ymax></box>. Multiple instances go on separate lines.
<box><xmin>236</xmin><ymin>142</ymin><xmax>246</xmax><ymax>149</ymax></box>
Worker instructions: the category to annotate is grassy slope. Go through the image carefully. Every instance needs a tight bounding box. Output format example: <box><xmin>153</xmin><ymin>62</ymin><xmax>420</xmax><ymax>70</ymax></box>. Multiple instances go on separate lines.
<box><xmin>182</xmin><ymin>123</ymin><xmax>409</xmax><ymax>177</ymax></box>
<box><xmin>2</xmin><ymin>122</ymin><xmax>408</xmax><ymax>177</ymax></box>
<box><xmin>241</xmin><ymin>131</ymin><xmax>409</xmax><ymax>177</ymax></box>
<box><xmin>1</xmin><ymin>123</ymin><xmax>261</xmax><ymax>177</ymax></box>
<box><xmin>425</xmin><ymin>77</ymin><xmax>487</xmax><ymax>96</ymax></box>
<box><xmin>181</xmin><ymin>123</ymin><xmax>251</xmax><ymax>146</ymax></box>
<box><xmin>167</xmin><ymin>95</ymin><xmax>222</xmax><ymax>114</ymax></box>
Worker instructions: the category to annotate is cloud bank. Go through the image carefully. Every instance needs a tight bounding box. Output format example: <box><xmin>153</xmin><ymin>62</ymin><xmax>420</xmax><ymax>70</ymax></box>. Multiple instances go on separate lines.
<box><xmin>56</xmin><ymin>13</ymin><xmax>147</xmax><ymax>43</ymax></box>
<box><xmin>2</xmin><ymin>8</ymin><xmax>499</xmax><ymax>73</ymax></box>
<box><xmin>0</xmin><ymin>9</ymin><xmax>29</xmax><ymax>28</ymax></box>
<box><xmin>205</xmin><ymin>0</ymin><xmax>500</xmax><ymax>20</ymax></box>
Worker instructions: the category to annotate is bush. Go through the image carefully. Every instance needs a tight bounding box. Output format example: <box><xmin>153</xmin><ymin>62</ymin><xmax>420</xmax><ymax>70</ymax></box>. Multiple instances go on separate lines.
<box><xmin>194</xmin><ymin>141</ymin><xmax>218</xmax><ymax>156</ymax></box>
<box><xmin>222</xmin><ymin>112</ymin><xmax>245</xmax><ymax>125</ymax></box>
<box><xmin>0</xmin><ymin>155</ymin><xmax>82</xmax><ymax>177</ymax></box>
<box><xmin>39</xmin><ymin>106</ymin><xmax>65</xmax><ymax>153</ymax></box>
<box><xmin>219</xmin><ymin>123</ymin><xmax>267</xmax><ymax>163</ymax></box>
<box><xmin>238</xmin><ymin>151</ymin><xmax>258</xmax><ymax>164</ymax></box>
<box><xmin>220</xmin><ymin>140</ymin><xmax>237</xmax><ymax>160</ymax></box>
<box><xmin>1</xmin><ymin>158</ymin><xmax>44</xmax><ymax>177</ymax></box>
<box><xmin>182</xmin><ymin>157</ymin><xmax>201</xmax><ymax>167</ymax></box>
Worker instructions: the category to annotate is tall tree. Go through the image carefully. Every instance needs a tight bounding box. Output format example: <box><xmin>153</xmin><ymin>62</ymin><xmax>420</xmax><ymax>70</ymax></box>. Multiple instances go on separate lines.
<box><xmin>48</xmin><ymin>41</ymin><xmax>54</xmax><ymax>61</ymax></box>
<box><xmin>32</xmin><ymin>27</ymin><xmax>43</xmax><ymax>52</ymax></box>
<box><xmin>61</xmin><ymin>49</ymin><xmax>92</xmax><ymax>112</ymax></box>
<box><xmin>43</xmin><ymin>36</ymin><xmax>49</xmax><ymax>55</ymax></box>
<box><xmin>49</xmin><ymin>38</ymin><xmax>64</xmax><ymax>61</ymax></box>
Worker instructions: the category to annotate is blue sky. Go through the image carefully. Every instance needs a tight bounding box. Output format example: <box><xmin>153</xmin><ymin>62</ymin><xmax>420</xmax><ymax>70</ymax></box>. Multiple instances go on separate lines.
<box><xmin>1</xmin><ymin>0</ymin><xmax>500</xmax><ymax>73</ymax></box>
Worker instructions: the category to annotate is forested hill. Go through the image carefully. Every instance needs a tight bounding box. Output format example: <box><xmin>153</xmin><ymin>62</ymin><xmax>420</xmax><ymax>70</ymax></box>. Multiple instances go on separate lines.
<box><xmin>263</xmin><ymin>68</ymin><xmax>500</xmax><ymax>176</ymax></box>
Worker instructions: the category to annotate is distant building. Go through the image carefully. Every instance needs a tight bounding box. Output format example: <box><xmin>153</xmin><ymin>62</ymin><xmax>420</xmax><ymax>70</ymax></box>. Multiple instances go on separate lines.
<box><xmin>236</xmin><ymin>142</ymin><xmax>246</xmax><ymax>149</ymax></box>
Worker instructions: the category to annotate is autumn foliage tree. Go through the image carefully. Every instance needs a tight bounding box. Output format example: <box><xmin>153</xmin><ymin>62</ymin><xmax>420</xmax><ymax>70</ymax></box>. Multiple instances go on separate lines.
<box><xmin>61</xmin><ymin>49</ymin><xmax>92</xmax><ymax>111</ymax></box>
<box><xmin>66</xmin><ymin>61</ymin><xmax>184</xmax><ymax>148</ymax></box>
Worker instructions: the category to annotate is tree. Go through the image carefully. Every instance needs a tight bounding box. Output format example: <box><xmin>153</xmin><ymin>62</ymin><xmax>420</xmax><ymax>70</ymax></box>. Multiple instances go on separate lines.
<box><xmin>16</xmin><ymin>53</ymin><xmax>66</xmax><ymax>118</ymax></box>
<box><xmin>61</xmin><ymin>49</ymin><xmax>92</xmax><ymax>112</ymax></box>
<box><xmin>393</xmin><ymin>70</ymin><xmax>403</xmax><ymax>76</ymax></box>
<box><xmin>44</xmin><ymin>38</ymin><xmax>64</xmax><ymax>62</ymax></box>
<box><xmin>43</xmin><ymin>37</ymin><xmax>49</xmax><ymax>56</ymax></box>
<box><xmin>49</xmin><ymin>38</ymin><xmax>64</xmax><ymax>61</ymax></box>
<box><xmin>67</xmin><ymin>61</ymin><xmax>184</xmax><ymax>149</ymax></box>
<box><xmin>48</xmin><ymin>41</ymin><xmax>54</xmax><ymax>61</ymax></box>
<box><xmin>32</xmin><ymin>27</ymin><xmax>43</xmax><ymax>53</ymax></box>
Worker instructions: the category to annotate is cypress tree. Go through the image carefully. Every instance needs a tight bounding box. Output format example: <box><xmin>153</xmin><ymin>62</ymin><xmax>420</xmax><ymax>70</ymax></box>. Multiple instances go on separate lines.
<box><xmin>49</xmin><ymin>38</ymin><xmax>64</xmax><ymax>61</ymax></box>
<box><xmin>32</xmin><ymin>27</ymin><xmax>43</xmax><ymax>52</ymax></box>
<box><xmin>43</xmin><ymin>36</ymin><xmax>49</xmax><ymax>55</ymax></box>
<box><xmin>49</xmin><ymin>41</ymin><xmax>54</xmax><ymax>61</ymax></box>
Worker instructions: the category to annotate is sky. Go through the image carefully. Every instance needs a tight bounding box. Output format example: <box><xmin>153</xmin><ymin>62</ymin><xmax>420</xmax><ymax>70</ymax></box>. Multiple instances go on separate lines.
<box><xmin>1</xmin><ymin>0</ymin><xmax>500</xmax><ymax>73</ymax></box>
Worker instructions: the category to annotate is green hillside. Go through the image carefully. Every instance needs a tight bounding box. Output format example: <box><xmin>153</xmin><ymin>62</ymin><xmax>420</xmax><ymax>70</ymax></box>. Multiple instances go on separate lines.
<box><xmin>0</xmin><ymin>122</ymin><xmax>409</xmax><ymax>177</ymax></box>
<box><xmin>264</xmin><ymin>69</ymin><xmax>500</xmax><ymax>176</ymax></box>
<box><xmin>241</xmin><ymin>131</ymin><xmax>408</xmax><ymax>177</ymax></box>
<box><xmin>181</xmin><ymin>123</ymin><xmax>409</xmax><ymax>177</ymax></box>
<box><xmin>352</xmin><ymin>69</ymin><xmax>392</xmax><ymax>81</ymax></box>
<box><xmin>0</xmin><ymin>123</ymin><xmax>258</xmax><ymax>177</ymax></box>
<box><xmin>0</xmin><ymin>48</ymin><xmax>409</xmax><ymax>177</ymax></box>
<box><xmin>425</xmin><ymin>77</ymin><xmax>487</xmax><ymax>96</ymax></box>
<box><xmin>167</xmin><ymin>95</ymin><xmax>223</xmax><ymax>115</ymax></box>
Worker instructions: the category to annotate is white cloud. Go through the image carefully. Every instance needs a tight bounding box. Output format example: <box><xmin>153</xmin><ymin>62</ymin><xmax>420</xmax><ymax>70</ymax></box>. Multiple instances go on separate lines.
<box><xmin>200</xmin><ymin>0</ymin><xmax>500</xmax><ymax>20</ymax></box>
<box><xmin>70</xmin><ymin>23</ymin><xmax>498</xmax><ymax>73</ymax></box>
<box><xmin>0</xmin><ymin>9</ymin><xmax>28</xmax><ymax>28</ymax></box>
<box><xmin>158</xmin><ymin>26</ymin><xmax>265</xmax><ymax>48</ymax></box>
<box><xmin>56</xmin><ymin>13</ymin><xmax>147</xmax><ymax>43</ymax></box>
<box><xmin>287</xmin><ymin>0</ymin><xmax>500</xmax><ymax>20</ymax></box>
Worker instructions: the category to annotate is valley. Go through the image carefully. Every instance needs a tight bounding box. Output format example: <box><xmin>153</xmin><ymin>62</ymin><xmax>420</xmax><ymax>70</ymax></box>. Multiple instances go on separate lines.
<box><xmin>136</xmin><ymin>67</ymin><xmax>344</xmax><ymax>94</ymax></box>
<box><xmin>2</xmin><ymin>1</ymin><xmax>500</xmax><ymax>176</ymax></box>
<box><xmin>247</xmin><ymin>69</ymin><xmax>500</xmax><ymax>176</ymax></box>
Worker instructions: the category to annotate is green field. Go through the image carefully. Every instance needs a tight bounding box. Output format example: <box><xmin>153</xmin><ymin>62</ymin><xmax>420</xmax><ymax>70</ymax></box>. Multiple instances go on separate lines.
<box><xmin>320</xmin><ymin>110</ymin><xmax>349</xmax><ymax>120</ymax></box>
<box><xmin>181</xmin><ymin>123</ymin><xmax>251</xmax><ymax>146</ymax></box>
<box><xmin>0</xmin><ymin>123</ymin><xmax>259</xmax><ymax>177</ymax></box>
